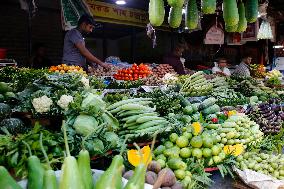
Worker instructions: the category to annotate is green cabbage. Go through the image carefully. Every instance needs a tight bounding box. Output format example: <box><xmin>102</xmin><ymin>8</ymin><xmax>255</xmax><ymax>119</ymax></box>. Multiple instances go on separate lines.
<box><xmin>104</xmin><ymin>132</ymin><xmax>120</xmax><ymax>148</ymax></box>
<box><xmin>73</xmin><ymin>114</ymin><xmax>98</xmax><ymax>136</ymax></box>
<box><xmin>81</xmin><ymin>93</ymin><xmax>106</xmax><ymax>113</ymax></box>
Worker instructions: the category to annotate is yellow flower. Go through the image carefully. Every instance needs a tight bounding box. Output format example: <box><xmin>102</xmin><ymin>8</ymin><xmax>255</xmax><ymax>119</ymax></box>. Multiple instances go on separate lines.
<box><xmin>192</xmin><ymin>122</ymin><xmax>203</xmax><ymax>136</ymax></box>
<box><xmin>127</xmin><ymin>145</ymin><xmax>152</xmax><ymax>167</ymax></box>
<box><xmin>228</xmin><ymin>110</ymin><xmax>237</xmax><ymax>117</ymax></box>
<box><xmin>224</xmin><ymin>144</ymin><xmax>244</xmax><ymax>156</ymax></box>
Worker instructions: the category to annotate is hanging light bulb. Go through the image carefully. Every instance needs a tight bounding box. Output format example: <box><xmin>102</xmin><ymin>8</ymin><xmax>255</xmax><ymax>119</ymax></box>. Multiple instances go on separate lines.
<box><xmin>116</xmin><ymin>0</ymin><xmax>126</xmax><ymax>5</ymax></box>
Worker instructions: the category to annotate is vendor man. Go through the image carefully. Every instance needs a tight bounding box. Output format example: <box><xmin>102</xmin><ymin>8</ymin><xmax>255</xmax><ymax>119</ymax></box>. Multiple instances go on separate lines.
<box><xmin>212</xmin><ymin>58</ymin><xmax>231</xmax><ymax>76</ymax></box>
<box><xmin>62</xmin><ymin>14</ymin><xmax>110</xmax><ymax>71</ymax></box>
<box><xmin>162</xmin><ymin>43</ymin><xmax>187</xmax><ymax>75</ymax></box>
<box><xmin>233</xmin><ymin>54</ymin><xmax>252</xmax><ymax>77</ymax></box>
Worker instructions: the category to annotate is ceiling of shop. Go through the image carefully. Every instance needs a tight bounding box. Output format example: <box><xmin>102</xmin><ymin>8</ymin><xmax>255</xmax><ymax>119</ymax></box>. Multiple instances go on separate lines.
<box><xmin>90</xmin><ymin>22</ymin><xmax>145</xmax><ymax>40</ymax></box>
<box><xmin>96</xmin><ymin>0</ymin><xmax>284</xmax><ymax>11</ymax></box>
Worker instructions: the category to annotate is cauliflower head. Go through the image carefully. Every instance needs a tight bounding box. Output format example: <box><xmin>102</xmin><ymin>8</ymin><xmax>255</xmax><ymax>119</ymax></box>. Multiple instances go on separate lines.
<box><xmin>32</xmin><ymin>95</ymin><xmax>53</xmax><ymax>113</ymax></box>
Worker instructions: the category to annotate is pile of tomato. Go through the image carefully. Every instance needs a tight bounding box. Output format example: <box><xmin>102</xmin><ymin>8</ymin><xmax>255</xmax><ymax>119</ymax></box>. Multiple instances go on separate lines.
<box><xmin>113</xmin><ymin>64</ymin><xmax>152</xmax><ymax>81</ymax></box>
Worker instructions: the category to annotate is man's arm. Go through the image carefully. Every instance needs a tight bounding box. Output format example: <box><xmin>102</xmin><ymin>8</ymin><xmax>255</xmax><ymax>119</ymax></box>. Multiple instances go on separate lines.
<box><xmin>75</xmin><ymin>42</ymin><xmax>110</xmax><ymax>69</ymax></box>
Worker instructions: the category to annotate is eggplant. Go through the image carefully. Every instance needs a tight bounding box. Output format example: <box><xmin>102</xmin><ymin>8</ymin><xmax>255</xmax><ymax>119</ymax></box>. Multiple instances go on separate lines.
<box><xmin>265</xmin><ymin>113</ymin><xmax>276</xmax><ymax>120</ymax></box>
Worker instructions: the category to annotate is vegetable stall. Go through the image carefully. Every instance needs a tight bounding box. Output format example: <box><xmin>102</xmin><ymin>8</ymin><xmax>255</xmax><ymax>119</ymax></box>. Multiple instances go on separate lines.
<box><xmin>1</xmin><ymin>0</ymin><xmax>284</xmax><ymax>189</ymax></box>
<box><xmin>0</xmin><ymin>64</ymin><xmax>284</xmax><ymax>189</ymax></box>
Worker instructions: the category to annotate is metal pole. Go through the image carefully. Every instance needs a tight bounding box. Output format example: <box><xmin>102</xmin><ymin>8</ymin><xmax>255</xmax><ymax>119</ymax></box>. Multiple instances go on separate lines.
<box><xmin>131</xmin><ymin>27</ymin><xmax>136</xmax><ymax>62</ymax></box>
<box><xmin>28</xmin><ymin>0</ymin><xmax>33</xmax><ymax>57</ymax></box>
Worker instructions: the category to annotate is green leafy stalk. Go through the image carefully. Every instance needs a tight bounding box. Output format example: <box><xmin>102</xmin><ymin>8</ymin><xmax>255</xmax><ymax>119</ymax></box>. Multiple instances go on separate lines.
<box><xmin>22</xmin><ymin>141</ymin><xmax>32</xmax><ymax>157</ymax></box>
<box><xmin>39</xmin><ymin>133</ymin><xmax>51</xmax><ymax>169</ymax></box>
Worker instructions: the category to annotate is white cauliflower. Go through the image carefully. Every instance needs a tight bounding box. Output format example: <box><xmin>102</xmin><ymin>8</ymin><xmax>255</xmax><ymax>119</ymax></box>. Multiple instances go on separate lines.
<box><xmin>81</xmin><ymin>76</ymin><xmax>90</xmax><ymax>89</ymax></box>
<box><xmin>57</xmin><ymin>95</ymin><xmax>74</xmax><ymax>110</ymax></box>
<box><xmin>162</xmin><ymin>73</ymin><xmax>178</xmax><ymax>84</ymax></box>
<box><xmin>32</xmin><ymin>95</ymin><xmax>53</xmax><ymax>113</ymax></box>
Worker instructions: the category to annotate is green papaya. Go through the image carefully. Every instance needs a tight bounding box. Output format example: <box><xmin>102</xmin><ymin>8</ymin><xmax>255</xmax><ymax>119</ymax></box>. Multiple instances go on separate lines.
<box><xmin>237</xmin><ymin>1</ymin><xmax>247</xmax><ymax>32</ymax></box>
<box><xmin>223</xmin><ymin>0</ymin><xmax>239</xmax><ymax>27</ymax></box>
<box><xmin>149</xmin><ymin>0</ymin><xmax>165</xmax><ymax>26</ymax></box>
<box><xmin>168</xmin><ymin>6</ymin><xmax>183</xmax><ymax>28</ymax></box>
<box><xmin>202</xmin><ymin>0</ymin><xmax>216</xmax><ymax>14</ymax></box>
<box><xmin>245</xmin><ymin>0</ymin><xmax>258</xmax><ymax>23</ymax></box>
<box><xmin>185</xmin><ymin>0</ymin><xmax>199</xmax><ymax>29</ymax></box>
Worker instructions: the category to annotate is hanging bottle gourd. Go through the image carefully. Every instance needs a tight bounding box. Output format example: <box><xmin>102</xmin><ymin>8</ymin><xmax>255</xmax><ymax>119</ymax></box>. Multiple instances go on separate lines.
<box><xmin>185</xmin><ymin>0</ymin><xmax>199</xmax><ymax>29</ymax></box>
<box><xmin>168</xmin><ymin>6</ymin><xmax>183</xmax><ymax>28</ymax></box>
<box><xmin>245</xmin><ymin>0</ymin><xmax>258</xmax><ymax>23</ymax></box>
<box><xmin>237</xmin><ymin>1</ymin><xmax>247</xmax><ymax>33</ymax></box>
<box><xmin>149</xmin><ymin>0</ymin><xmax>165</xmax><ymax>26</ymax></box>
<box><xmin>223</xmin><ymin>0</ymin><xmax>239</xmax><ymax>27</ymax></box>
<box><xmin>202</xmin><ymin>0</ymin><xmax>217</xmax><ymax>14</ymax></box>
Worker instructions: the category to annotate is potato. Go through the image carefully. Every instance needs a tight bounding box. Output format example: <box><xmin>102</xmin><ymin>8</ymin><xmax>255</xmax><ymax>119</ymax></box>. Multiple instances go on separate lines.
<box><xmin>158</xmin><ymin>168</ymin><xmax>176</xmax><ymax>187</ymax></box>
<box><xmin>123</xmin><ymin>170</ymin><xmax>134</xmax><ymax>180</ymax></box>
<box><xmin>171</xmin><ymin>182</ymin><xmax>183</xmax><ymax>189</ymax></box>
<box><xmin>145</xmin><ymin>171</ymin><xmax>158</xmax><ymax>185</ymax></box>
<box><xmin>147</xmin><ymin>161</ymin><xmax>162</xmax><ymax>173</ymax></box>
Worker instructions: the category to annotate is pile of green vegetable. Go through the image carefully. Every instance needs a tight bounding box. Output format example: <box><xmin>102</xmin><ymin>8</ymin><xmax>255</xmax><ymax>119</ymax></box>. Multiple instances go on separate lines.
<box><xmin>213</xmin><ymin>115</ymin><xmax>263</xmax><ymax>147</ymax></box>
<box><xmin>210</xmin><ymin>77</ymin><xmax>248</xmax><ymax>107</ymax></box>
<box><xmin>107</xmin><ymin>98</ymin><xmax>169</xmax><ymax>141</ymax></box>
<box><xmin>181</xmin><ymin>71</ymin><xmax>213</xmax><ymax>97</ymax></box>
<box><xmin>153</xmin><ymin>124</ymin><xmax>226</xmax><ymax>188</ymax></box>
<box><xmin>236</xmin><ymin>151</ymin><xmax>284</xmax><ymax>180</ymax></box>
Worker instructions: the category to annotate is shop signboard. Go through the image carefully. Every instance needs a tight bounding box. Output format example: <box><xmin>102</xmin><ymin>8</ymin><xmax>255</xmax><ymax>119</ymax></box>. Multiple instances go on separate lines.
<box><xmin>241</xmin><ymin>21</ymin><xmax>259</xmax><ymax>42</ymax></box>
<box><xmin>204</xmin><ymin>25</ymin><xmax>224</xmax><ymax>45</ymax></box>
<box><xmin>85</xmin><ymin>0</ymin><xmax>149</xmax><ymax>27</ymax></box>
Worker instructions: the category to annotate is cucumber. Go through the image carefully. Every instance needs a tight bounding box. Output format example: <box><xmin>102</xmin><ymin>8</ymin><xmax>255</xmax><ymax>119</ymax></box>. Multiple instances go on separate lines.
<box><xmin>149</xmin><ymin>0</ymin><xmax>165</xmax><ymax>26</ymax></box>
<box><xmin>168</xmin><ymin>6</ymin><xmax>183</xmax><ymax>28</ymax></box>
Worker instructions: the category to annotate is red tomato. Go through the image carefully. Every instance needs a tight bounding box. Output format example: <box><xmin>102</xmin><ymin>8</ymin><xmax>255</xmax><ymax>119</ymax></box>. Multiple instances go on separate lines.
<box><xmin>117</xmin><ymin>76</ymin><xmax>122</xmax><ymax>80</ymax></box>
<box><xmin>211</xmin><ymin>118</ymin><xmax>218</xmax><ymax>123</ymax></box>
<box><xmin>125</xmin><ymin>77</ymin><xmax>129</xmax><ymax>81</ymax></box>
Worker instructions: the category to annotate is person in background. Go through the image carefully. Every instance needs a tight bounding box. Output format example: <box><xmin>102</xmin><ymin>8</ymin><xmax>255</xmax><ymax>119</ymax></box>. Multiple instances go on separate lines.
<box><xmin>62</xmin><ymin>14</ymin><xmax>110</xmax><ymax>71</ymax></box>
<box><xmin>212</xmin><ymin>58</ymin><xmax>231</xmax><ymax>76</ymax></box>
<box><xmin>233</xmin><ymin>54</ymin><xmax>252</xmax><ymax>77</ymax></box>
<box><xmin>162</xmin><ymin>43</ymin><xmax>188</xmax><ymax>75</ymax></box>
<box><xmin>29</xmin><ymin>43</ymin><xmax>52</xmax><ymax>69</ymax></box>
